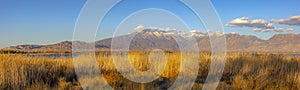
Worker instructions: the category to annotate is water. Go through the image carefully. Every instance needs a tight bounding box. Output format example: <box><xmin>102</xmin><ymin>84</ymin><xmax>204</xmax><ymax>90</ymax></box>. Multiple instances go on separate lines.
<box><xmin>271</xmin><ymin>54</ymin><xmax>300</xmax><ymax>57</ymax></box>
<box><xmin>26</xmin><ymin>54</ymin><xmax>77</xmax><ymax>58</ymax></box>
<box><xmin>25</xmin><ymin>53</ymin><xmax>300</xmax><ymax>58</ymax></box>
<box><xmin>287</xmin><ymin>54</ymin><xmax>300</xmax><ymax>57</ymax></box>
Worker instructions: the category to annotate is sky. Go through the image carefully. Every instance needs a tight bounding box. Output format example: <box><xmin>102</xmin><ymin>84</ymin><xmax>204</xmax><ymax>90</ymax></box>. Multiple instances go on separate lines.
<box><xmin>0</xmin><ymin>0</ymin><xmax>300</xmax><ymax>48</ymax></box>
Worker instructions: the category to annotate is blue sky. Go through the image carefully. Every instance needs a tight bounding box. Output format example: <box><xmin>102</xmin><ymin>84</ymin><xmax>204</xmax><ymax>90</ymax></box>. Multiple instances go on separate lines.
<box><xmin>0</xmin><ymin>0</ymin><xmax>299</xmax><ymax>48</ymax></box>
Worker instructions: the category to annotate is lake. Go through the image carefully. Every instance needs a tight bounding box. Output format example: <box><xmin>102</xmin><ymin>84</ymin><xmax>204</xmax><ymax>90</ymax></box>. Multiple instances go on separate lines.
<box><xmin>26</xmin><ymin>54</ymin><xmax>76</xmax><ymax>58</ymax></box>
<box><xmin>25</xmin><ymin>53</ymin><xmax>300</xmax><ymax>59</ymax></box>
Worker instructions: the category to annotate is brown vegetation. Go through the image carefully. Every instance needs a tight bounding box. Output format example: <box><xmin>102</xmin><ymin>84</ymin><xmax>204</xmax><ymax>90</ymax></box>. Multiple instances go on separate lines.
<box><xmin>0</xmin><ymin>52</ymin><xmax>299</xmax><ymax>89</ymax></box>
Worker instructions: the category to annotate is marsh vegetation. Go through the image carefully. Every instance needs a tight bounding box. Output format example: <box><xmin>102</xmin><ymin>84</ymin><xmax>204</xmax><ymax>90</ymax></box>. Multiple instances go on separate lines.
<box><xmin>0</xmin><ymin>52</ymin><xmax>300</xmax><ymax>89</ymax></box>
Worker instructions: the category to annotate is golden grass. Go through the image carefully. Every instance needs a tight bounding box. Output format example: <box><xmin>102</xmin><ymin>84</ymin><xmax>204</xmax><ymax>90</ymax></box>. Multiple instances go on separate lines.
<box><xmin>0</xmin><ymin>52</ymin><xmax>299</xmax><ymax>89</ymax></box>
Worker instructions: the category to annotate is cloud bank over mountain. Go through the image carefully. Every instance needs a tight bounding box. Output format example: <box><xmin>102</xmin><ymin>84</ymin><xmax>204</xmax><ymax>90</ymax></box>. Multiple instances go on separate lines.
<box><xmin>271</xmin><ymin>15</ymin><xmax>300</xmax><ymax>26</ymax></box>
<box><xmin>226</xmin><ymin>17</ymin><xmax>294</xmax><ymax>32</ymax></box>
<box><xmin>131</xmin><ymin>25</ymin><xmax>228</xmax><ymax>38</ymax></box>
<box><xmin>226</xmin><ymin>17</ymin><xmax>273</xmax><ymax>29</ymax></box>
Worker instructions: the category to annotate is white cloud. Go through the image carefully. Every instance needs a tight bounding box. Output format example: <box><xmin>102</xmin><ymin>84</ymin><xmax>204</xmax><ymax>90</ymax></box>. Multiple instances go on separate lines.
<box><xmin>228</xmin><ymin>32</ymin><xmax>238</xmax><ymax>34</ymax></box>
<box><xmin>271</xmin><ymin>15</ymin><xmax>300</xmax><ymax>26</ymax></box>
<box><xmin>165</xmin><ymin>27</ymin><xmax>176</xmax><ymax>31</ymax></box>
<box><xmin>227</xmin><ymin>17</ymin><xmax>294</xmax><ymax>33</ymax></box>
<box><xmin>226</xmin><ymin>17</ymin><xmax>273</xmax><ymax>29</ymax></box>
<box><xmin>253</xmin><ymin>28</ymin><xmax>293</xmax><ymax>33</ymax></box>
<box><xmin>133</xmin><ymin>25</ymin><xmax>145</xmax><ymax>31</ymax></box>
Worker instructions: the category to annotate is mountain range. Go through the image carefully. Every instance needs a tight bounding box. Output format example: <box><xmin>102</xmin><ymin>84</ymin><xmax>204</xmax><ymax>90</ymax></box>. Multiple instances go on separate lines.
<box><xmin>2</xmin><ymin>28</ymin><xmax>300</xmax><ymax>52</ymax></box>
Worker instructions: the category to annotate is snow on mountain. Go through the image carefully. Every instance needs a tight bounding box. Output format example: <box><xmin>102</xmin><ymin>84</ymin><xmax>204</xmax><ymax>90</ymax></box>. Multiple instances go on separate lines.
<box><xmin>131</xmin><ymin>25</ymin><xmax>212</xmax><ymax>38</ymax></box>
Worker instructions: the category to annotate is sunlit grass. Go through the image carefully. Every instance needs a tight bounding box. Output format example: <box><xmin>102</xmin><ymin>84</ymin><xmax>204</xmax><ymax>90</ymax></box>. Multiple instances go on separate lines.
<box><xmin>0</xmin><ymin>52</ymin><xmax>300</xmax><ymax>89</ymax></box>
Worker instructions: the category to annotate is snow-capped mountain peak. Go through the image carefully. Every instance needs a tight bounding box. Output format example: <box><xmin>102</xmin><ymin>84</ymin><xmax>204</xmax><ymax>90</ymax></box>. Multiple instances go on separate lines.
<box><xmin>132</xmin><ymin>25</ymin><xmax>208</xmax><ymax>38</ymax></box>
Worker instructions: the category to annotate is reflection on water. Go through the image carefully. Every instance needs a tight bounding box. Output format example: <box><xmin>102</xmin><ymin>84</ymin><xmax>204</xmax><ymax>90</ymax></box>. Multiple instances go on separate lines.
<box><xmin>26</xmin><ymin>54</ymin><xmax>77</xmax><ymax>58</ymax></box>
<box><xmin>287</xmin><ymin>54</ymin><xmax>300</xmax><ymax>57</ymax></box>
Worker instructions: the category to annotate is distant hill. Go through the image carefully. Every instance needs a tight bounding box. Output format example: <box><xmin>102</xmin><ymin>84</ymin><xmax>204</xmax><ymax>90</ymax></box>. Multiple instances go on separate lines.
<box><xmin>2</xmin><ymin>28</ymin><xmax>300</xmax><ymax>52</ymax></box>
<box><xmin>2</xmin><ymin>41</ymin><xmax>89</xmax><ymax>52</ymax></box>
<box><xmin>246</xmin><ymin>34</ymin><xmax>300</xmax><ymax>52</ymax></box>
